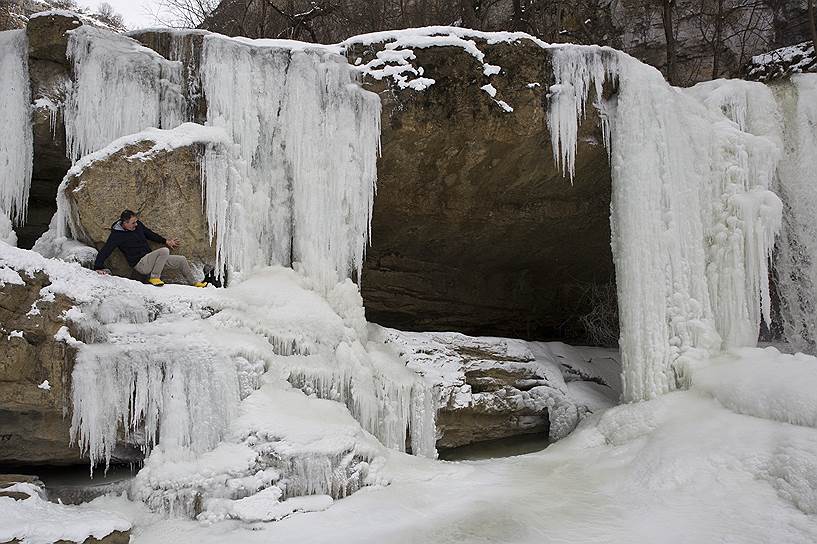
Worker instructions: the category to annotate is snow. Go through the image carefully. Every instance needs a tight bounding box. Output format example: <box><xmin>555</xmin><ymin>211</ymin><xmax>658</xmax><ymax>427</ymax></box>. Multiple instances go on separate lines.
<box><xmin>64</xmin><ymin>25</ymin><xmax>187</xmax><ymax>162</ymax></box>
<box><xmin>747</xmin><ymin>41</ymin><xmax>816</xmax><ymax>81</ymax></box>
<box><xmin>37</xmin><ymin>379</ymin><xmax>51</xmax><ymax>390</ymax></box>
<box><xmin>29</xmin><ymin>9</ymin><xmax>82</xmax><ymax>19</ymax></box>
<box><xmin>343</xmin><ymin>27</ymin><xmax>525</xmax><ymax>102</ymax></box>
<box><xmin>772</xmin><ymin>74</ymin><xmax>817</xmax><ymax>353</ymax></box>
<box><xmin>204</xmin><ymin>491</ymin><xmax>333</xmax><ymax>523</ymax></box>
<box><xmin>0</xmin><ymin>243</ymin><xmax>435</xmax><ymax>516</ymax></box>
<box><xmin>33</xmin><ymin>213</ymin><xmax>98</xmax><ymax>264</ymax></box>
<box><xmin>1</xmin><ymin>485</ymin><xmax>131</xmax><ymax>544</ymax></box>
<box><xmin>37</xmin><ymin>345</ymin><xmax>817</xmax><ymax>543</ymax></box>
<box><xmin>385</xmin><ymin>329</ymin><xmax>621</xmax><ymax>441</ymax></box>
<box><xmin>480</xmin><ymin>83</ymin><xmax>497</xmax><ymax>97</ymax></box>
<box><xmin>200</xmin><ymin>35</ymin><xmax>380</xmax><ymax>292</ymax></box>
<box><xmin>8</xmin><ymin>329</ymin><xmax>24</xmax><ymax>339</ymax></box>
<box><xmin>0</xmin><ymin>265</ymin><xmax>25</xmax><ymax>286</ymax></box>
<box><xmin>0</xmin><ymin>29</ymin><xmax>33</xmax><ymax>230</ymax></box>
<box><xmin>548</xmin><ymin>46</ymin><xmax>785</xmax><ymax>401</ymax></box>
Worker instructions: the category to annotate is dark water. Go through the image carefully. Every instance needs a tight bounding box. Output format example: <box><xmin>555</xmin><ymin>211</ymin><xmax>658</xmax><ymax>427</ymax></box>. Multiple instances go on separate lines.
<box><xmin>438</xmin><ymin>434</ymin><xmax>551</xmax><ymax>461</ymax></box>
<box><xmin>1</xmin><ymin>464</ymin><xmax>137</xmax><ymax>504</ymax></box>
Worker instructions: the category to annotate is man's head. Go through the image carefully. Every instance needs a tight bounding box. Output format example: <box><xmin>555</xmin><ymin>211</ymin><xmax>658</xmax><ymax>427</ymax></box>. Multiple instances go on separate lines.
<box><xmin>120</xmin><ymin>210</ymin><xmax>138</xmax><ymax>231</ymax></box>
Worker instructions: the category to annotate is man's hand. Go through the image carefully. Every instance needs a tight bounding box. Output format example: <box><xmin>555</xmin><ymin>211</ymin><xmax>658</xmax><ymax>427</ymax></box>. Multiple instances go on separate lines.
<box><xmin>166</xmin><ymin>238</ymin><xmax>180</xmax><ymax>250</ymax></box>
<box><xmin>96</xmin><ymin>269</ymin><xmax>110</xmax><ymax>275</ymax></box>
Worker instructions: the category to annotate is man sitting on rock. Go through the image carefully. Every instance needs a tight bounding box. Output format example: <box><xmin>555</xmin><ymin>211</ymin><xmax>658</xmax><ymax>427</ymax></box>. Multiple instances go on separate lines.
<box><xmin>94</xmin><ymin>210</ymin><xmax>208</xmax><ymax>288</ymax></box>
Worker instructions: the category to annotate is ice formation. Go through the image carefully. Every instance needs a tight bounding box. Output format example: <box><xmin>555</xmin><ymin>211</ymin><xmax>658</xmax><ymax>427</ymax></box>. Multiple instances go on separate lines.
<box><xmin>1</xmin><ymin>242</ymin><xmax>435</xmax><ymax>517</ymax></box>
<box><xmin>64</xmin><ymin>26</ymin><xmax>187</xmax><ymax>161</ymax></box>
<box><xmin>0</xmin><ymin>29</ymin><xmax>33</xmax><ymax>236</ymax></box>
<box><xmin>1</xmin><ymin>482</ymin><xmax>131</xmax><ymax>544</ymax></box>
<box><xmin>548</xmin><ymin>47</ymin><xmax>784</xmax><ymax>401</ymax></box>
<box><xmin>773</xmin><ymin>74</ymin><xmax>817</xmax><ymax>352</ymax></box>
<box><xmin>385</xmin><ymin>329</ymin><xmax>621</xmax><ymax>442</ymax></box>
<box><xmin>200</xmin><ymin>35</ymin><xmax>380</xmax><ymax>291</ymax></box>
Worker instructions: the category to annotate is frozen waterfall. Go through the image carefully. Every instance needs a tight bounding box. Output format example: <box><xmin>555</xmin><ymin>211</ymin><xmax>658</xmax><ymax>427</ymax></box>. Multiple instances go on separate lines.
<box><xmin>0</xmin><ymin>29</ymin><xmax>33</xmax><ymax>242</ymax></box>
<box><xmin>200</xmin><ymin>36</ymin><xmax>380</xmax><ymax>292</ymax></box>
<box><xmin>773</xmin><ymin>74</ymin><xmax>817</xmax><ymax>353</ymax></box>
<box><xmin>64</xmin><ymin>26</ymin><xmax>187</xmax><ymax>162</ymax></box>
<box><xmin>548</xmin><ymin>47</ymin><xmax>783</xmax><ymax>402</ymax></box>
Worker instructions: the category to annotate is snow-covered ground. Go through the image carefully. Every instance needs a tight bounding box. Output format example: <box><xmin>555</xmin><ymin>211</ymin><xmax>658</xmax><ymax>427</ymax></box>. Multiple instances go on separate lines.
<box><xmin>7</xmin><ymin>345</ymin><xmax>816</xmax><ymax>543</ymax></box>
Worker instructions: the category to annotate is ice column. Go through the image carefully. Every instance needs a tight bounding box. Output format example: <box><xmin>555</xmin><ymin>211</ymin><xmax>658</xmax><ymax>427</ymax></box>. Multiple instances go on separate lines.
<box><xmin>548</xmin><ymin>46</ymin><xmax>782</xmax><ymax>401</ymax></box>
<box><xmin>773</xmin><ymin>74</ymin><xmax>817</xmax><ymax>353</ymax></box>
<box><xmin>71</xmin><ymin>339</ymin><xmax>242</xmax><ymax>471</ymax></box>
<box><xmin>64</xmin><ymin>26</ymin><xmax>186</xmax><ymax>161</ymax></box>
<box><xmin>200</xmin><ymin>36</ymin><xmax>380</xmax><ymax>293</ymax></box>
<box><xmin>0</xmin><ymin>30</ymin><xmax>33</xmax><ymax>238</ymax></box>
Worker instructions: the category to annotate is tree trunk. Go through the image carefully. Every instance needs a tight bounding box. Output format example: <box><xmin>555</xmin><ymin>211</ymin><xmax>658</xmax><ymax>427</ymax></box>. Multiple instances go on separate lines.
<box><xmin>512</xmin><ymin>0</ymin><xmax>527</xmax><ymax>32</ymax></box>
<box><xmin>460</xmin><ymin>0</ymin><xmax>478</xmax><ymax>29</ymax></box>
<box><xmin>712</xmin><ymin>0</ymin><xmax>724</xmax><ymax>79</ymax></box>
<box><xmin>809</xmin><ymin>0</ymin><xmax>817</xmax><ymax>57</ymax></box>
<box><xmin>662</xmin><ymin>0</ymin><xmax>677</xmax><ymax>85</ymax></box>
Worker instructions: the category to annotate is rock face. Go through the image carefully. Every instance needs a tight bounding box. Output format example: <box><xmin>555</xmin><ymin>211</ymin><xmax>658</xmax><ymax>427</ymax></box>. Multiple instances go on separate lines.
<box><xmin>0</xmin><ymin>267</ymin><xmax>143</xmax><ymax>465</ymax></box>
<box><xmin>386</xmin><ymin>329</ymin><xmax>621</xmax><ymax>449</ymax></box>
<box><xmin>351</xmin><ymin>39</ymin><xmax>615</xmax><ymax>342</ymax></box>
<box><xmin>62</xmin><ymin>141</ymin><xmax>216</xmax><ymax>279</ymax></box>
<box><xmin>19</xmin><ymin>12</ymin><xmax>78</xmax><ymax>249</ymax></box>
<box><xmin>30</xmin><ymin>20</ymin><xmax>617</xmax><ymax>341</ymax></box>
<box><xmin>0</xmin><ymin>270</ymin><xmax>79</xmax><ymax>464</ymax></box>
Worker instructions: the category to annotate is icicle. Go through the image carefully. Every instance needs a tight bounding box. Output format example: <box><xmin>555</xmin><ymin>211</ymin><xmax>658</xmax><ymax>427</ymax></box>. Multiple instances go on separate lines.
<box><xmin>548</xmin><ymin>47</ymin><xmax>783</xmax><ymax>402</ymax></box>
<box><xmin>63</xmin><ymin>26</ymin><xmax>186</xmax><ymax>162</ymax></box>
<box><xmin>773</xmin><ymin>74</ymin><xmax>817</xmax><ymax>353</ymax></box>
<box><xmin>0</xmin><ymin>30</ymin><xmax>33</xmax><ymax>230</ymax></box>
<box><xmin>200</xmin><ymin>36</ymin><xmax>379</xmax><ymax>293</ymax></box>
<box><xmin>70</xmin><ymin>344</ymin><xmax>243</xmax><ymax>473</ymax></box>
<box><xmin>283</xmin><ymin>339</ymin><xmax>436</xmax><ymax>456</ymax></box>
<box><xmin>547</xmin><ymin>46</ymin><xmax>617</xmax><ymax>182</ymax></box>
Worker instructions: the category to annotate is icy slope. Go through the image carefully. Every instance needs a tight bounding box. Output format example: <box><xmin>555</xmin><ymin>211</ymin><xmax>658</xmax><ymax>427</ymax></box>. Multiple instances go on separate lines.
<box><xmin>102</xmin><ymin>346</ymin><xmax>817</xmax><ymax>543</ymax></box>
<box><xmin>0</xmin><ymin>243</ymin><xmax>436</xmax><ymax>516</ymax></box>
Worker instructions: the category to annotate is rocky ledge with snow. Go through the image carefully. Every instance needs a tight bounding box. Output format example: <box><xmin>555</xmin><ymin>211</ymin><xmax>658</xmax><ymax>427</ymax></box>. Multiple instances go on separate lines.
<box><xmin>745</xmin><ymin>41</ymin><xmax>816</xmax><ymax>82</ymax></box>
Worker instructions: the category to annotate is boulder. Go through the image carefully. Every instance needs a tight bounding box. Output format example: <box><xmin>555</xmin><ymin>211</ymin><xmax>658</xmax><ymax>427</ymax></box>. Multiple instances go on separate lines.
<box><xmin>0</xmin><ymin>270</ymin><xmax>81</xmax><ymax>464</ymax></box>
<box><xmin>386</xmin><ymin>329</ymin><xmax>621</xmax><ymax>449</ymax></box>
<box><xmin>62</xmin><ymin>141</ymin><xmax>216</xmax><ymax>279</ymax></box>
<box><xmin>26</xmin><ymin>11</ymin><xmax>82</xmax><ymax>64</ymax></box>
<box><xmin>0</xmin><ymin>268</ymin><xmax>142</xmax><ymax>465</ymax></box>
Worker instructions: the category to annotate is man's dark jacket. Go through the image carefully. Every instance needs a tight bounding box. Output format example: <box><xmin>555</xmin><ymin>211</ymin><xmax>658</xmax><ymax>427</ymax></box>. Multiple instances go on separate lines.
<box><xmin>93</xmin><ymin>220</ymin><xmax>166</xmax><ymax>270</ymax></box>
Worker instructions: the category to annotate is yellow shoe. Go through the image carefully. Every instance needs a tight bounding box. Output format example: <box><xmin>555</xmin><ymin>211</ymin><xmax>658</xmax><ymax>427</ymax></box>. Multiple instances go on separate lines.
<box><xmin>192</xmin><ymin>281</ymin><xmax>208</xmax><ymax>288</ymax></box>
<box><xmin>148</xmin><ymin>278</ymin><xmax>165</xmax><ymax>287</ymax></box>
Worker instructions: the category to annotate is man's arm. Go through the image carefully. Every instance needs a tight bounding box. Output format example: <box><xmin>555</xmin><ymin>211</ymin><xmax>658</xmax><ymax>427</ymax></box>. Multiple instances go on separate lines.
<box><xmin>93</xmin><ymin>233</ymin><xmax>118</xmax><ymax>270</ymax></box>
<box><xmin>141</xmin><ymin>222</ymin><xmax>167</xmax><ymax>244</ymax></box>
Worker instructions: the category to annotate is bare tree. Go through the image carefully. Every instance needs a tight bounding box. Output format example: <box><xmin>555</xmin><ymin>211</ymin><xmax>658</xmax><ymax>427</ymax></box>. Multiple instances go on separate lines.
<box><xmin>662</xmin><ymin>0</ymin><xmax>678</xmax><ymax>85</ymax></box>
<box><xmin>96</xmin><ymin>2</ymin><xmax>124</xmax><ymax>28</ymax></box>
<box><xmin>153</xmin><ymin>0</ymin><xmax>220</xmax><ymax>28</ymax></box>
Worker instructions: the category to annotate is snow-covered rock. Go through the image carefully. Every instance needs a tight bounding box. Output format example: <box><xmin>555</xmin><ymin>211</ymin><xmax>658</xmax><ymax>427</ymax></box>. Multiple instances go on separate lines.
<box><xmin>0</xmin><ymin>481</ymin><xmax>131</xmax><ymax>544</ymax></box>
<box><xmin>746</xmin><ymin>41</ymin><xmax>816</xmax><ymax>82</ymax></box>
<box><xmin>385</xmin><ymin>329</ymin><xmax>620</xmax><ymax>448</ymax></box>
<box><xmin>123</xmin><ymin>25</ymin><xmax>616</xmax><ymax>343</ymax></box>
<box><xmin>0</xmin><ymin>243</ymin><xmax>436</xmax><ymax>517</ymax></box>
<box><xmin>56</xmin><ymin>124</ymin><xmax>230</xmax><ymax>278</ymax></box>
